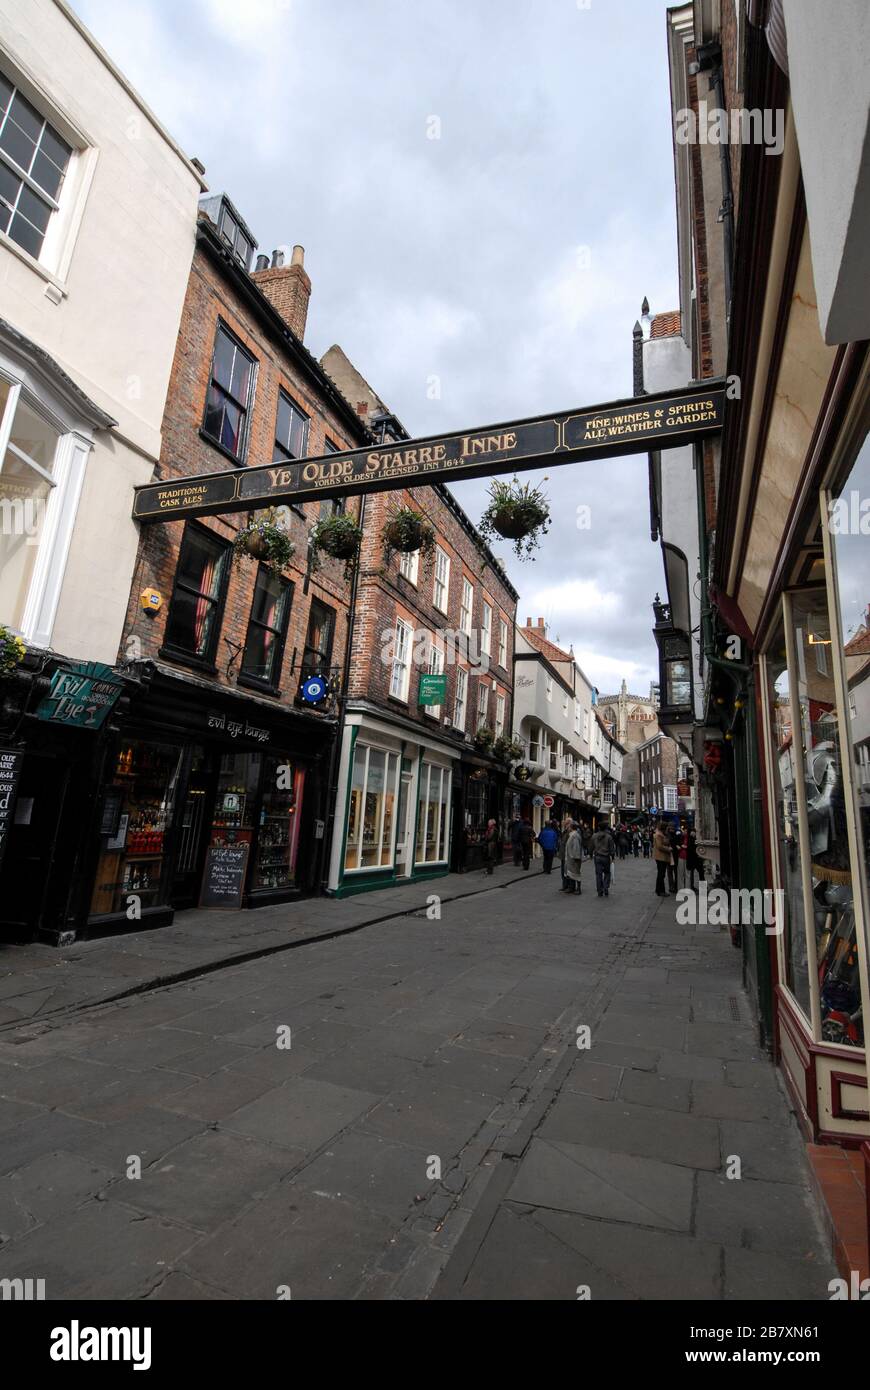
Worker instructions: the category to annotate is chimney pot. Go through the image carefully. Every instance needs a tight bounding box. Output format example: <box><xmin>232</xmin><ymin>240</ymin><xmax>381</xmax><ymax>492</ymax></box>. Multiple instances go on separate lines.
<box><xmin>271</xmin><ymin>248</ymin><xmax>285</xmax><ymax>269</ymax></box>
<box><xmin>255</xmin><ymin>253</ymin><xmax>269</xmax><ymax>272</ymax></box>
<box><xmin>291</xmin><ymin>245</ymin><xmax>304</xmax><ymax>267</ymax></box>
<box><xmin>525</xmin><ymin>616</ymin><xmax>532</xmax><ymax>627</ymax></box>
<box><xmin>537</xmin><ymin>617</ymin><xmax>545</xmax><ymax>628</ymax></box>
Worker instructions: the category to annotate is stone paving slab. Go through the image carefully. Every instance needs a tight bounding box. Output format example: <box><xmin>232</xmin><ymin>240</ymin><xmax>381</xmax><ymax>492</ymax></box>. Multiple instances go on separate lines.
<box><xmin>0</xmin><ymin>859</ymin><xmax>839</xmax><ymax>1300</ymax></box>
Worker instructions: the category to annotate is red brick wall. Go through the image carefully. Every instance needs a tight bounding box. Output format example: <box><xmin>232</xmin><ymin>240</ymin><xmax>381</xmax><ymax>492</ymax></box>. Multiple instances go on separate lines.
<box><xmin>120</xmin><ymin>242</ymin><xmax>365</xmax><ymax>697</ymax></box>
<box><xmin>348</xmin><ymin>484</ymin><xmax>517</xmax><ymax>738</ymax></box>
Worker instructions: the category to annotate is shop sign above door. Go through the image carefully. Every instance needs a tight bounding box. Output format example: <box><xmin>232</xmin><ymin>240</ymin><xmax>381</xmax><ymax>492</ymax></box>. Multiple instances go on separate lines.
<box><xmin>35</xmin><ymin>663</ymin><xmax>123</xmax><ymax>730</ymax></box>
<box><xmin>132</xmin><ymin>382</ymin><xmax>725</xmax><ymax>523</ymax></box>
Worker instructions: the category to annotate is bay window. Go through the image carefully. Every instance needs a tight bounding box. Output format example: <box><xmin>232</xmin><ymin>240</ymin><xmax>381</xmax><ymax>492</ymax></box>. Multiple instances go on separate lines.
<box><xmin>0</xmin><ymin>381</ymin><xmax>60</xmax><ymax>632</ymax></box>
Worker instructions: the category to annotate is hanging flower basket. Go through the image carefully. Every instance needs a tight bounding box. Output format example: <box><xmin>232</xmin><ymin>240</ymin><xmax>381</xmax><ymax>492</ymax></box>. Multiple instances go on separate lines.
<box><xmin>0</xmin><ymin>626</ymin><xmax>26</xmax><ymax>680</ymax></box>
<box><xmin>473</xmin><ymin>725</ymin><xmax>495</xmax><ymax>751</ymax></box>
<box><xmin>309</xmin><ymin>512</ymin><xmax>364</xmax><ymax>583</ymax></box>
<box><xmin>493</xmin><ymin>735</ymin><xmax>525</xmax><ymax>764</ymax></box>
<box><xmin>233</xmin><ymin>510</ymin><xmax>295</xmax><ymax>575</ymax></box>
<box><xmin>382</xmin><ymin>506</ymin><xmax>436</xmax><ymax>570</ymax></box>
<box><xmin>478</xmin><ymin>478</ymin><xmax>551</xmax><ymax>560</ymax></box>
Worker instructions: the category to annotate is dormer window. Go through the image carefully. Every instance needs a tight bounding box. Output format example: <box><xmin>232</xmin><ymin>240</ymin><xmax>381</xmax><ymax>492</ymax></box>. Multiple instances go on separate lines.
<box><xmin>199</xmin><ymin>193</ymin><xmax>257</xmax><ymax>272</ymax></box>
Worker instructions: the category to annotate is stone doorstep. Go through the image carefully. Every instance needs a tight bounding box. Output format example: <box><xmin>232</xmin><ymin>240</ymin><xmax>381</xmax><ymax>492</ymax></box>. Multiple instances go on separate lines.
<box><xmin>807</xmin><ymin>1140</ymin><xmax>869</xmax><ymax>1284</ymax></box>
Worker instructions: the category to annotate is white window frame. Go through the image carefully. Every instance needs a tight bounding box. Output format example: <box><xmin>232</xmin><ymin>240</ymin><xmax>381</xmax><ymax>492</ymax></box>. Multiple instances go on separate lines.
<box><xmin>460</xmin><ymin>576</ymin><xmax>473</xmax><ymax>636</ymax></box>
<box><xmin>481</xmin><ymin>601</ymin><xmax>492</xmax><ymax>657</ymax></box>
<box><xmin>477</xmin><ymin>679</ymin><xmax>489</xmax><ymax>728</ymax></box>
<box><xmin>433</xmin><ymin>545</ymin><xmax>450</xmax><ymax>614</ymax></box>
<box><xmin>546</xmin><ymin>674</ymin><xmax>553</xmax><ymax>702</ymax></box>
<box><xmin>498</xmin><ymin>617</ymin><xmax>508</xmax><ymax>668</ymax></box>
<box><xmin>399</xmin><ymin>547</ymin><xmax>419</xmax><ymax>585</ymax></box>
<box><xmin>495</xmin><ymin>691</ymin><xmax>506</xmax><ymax>737</ymax></box>
<box><xmin>453</xmin><ymin>665</ymin><xmax>467</xmax><ymax>731</ymax></box>
<box><xmin>0</xmin><ymin>57</ymin><xmax>96</xmax><ymax>292</ymax></box>
<box><xmin>389</xmin><ymin>617</ymin><xmax>414</xmax><ymax>702</ymax></box>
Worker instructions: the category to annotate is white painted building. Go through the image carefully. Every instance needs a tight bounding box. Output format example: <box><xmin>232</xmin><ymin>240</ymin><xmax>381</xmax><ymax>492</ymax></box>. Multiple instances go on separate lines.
<box><xmin>513</xmin><ymin>617</ymin><xmax>623</xmax><ymax>827</ymax></box>
<box><xmin>0</xmin><ymin>0</ymin><xmax>204</xmax><ymax>660</ymax></box>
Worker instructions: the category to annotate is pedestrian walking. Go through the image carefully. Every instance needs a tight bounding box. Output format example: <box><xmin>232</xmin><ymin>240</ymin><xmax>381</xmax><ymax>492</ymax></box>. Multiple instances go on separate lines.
<box><xmin>666</xmin><ymin>822</ymin><xmax>679</xmax><ymax>894</ymax></box>
<box><xmin>483</xmin><ymin>818</ymin><xmax>499</xmax><ymax>875</ymax></box>
<box><xmin>686</xmin><ymin>824</ymin><xmax>703</xmax><ymax>890</ymax></box>
<box><xmin>563</xmin><ymin>821</ymin><xmax>583</xmax><ymax>894</ymax></box>
<box><xmin>517</xmin><ymin>816</ymin><xmax>534</xmax><ymax>870</ymax></box>
<box><xmin>653</xmin><ymin>819</ymin><xmax>672</xmax><ymax>896</ymax></box>
<box><xmin>589</xmin><ymin>823</ymin><xmax>617</xmax><ymax>897</ymax></box>
<box><xmin>537</xmin><ymin>821</ymin><xmax>559</xmax><ymax>874</ymax></box>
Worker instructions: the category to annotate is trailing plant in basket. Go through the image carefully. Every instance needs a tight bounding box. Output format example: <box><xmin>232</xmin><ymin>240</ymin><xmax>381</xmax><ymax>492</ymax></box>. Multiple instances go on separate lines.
<box><xmin>232</xmin><ymin>510</ymin><xmax>295</xmax><ymax>575</ymax></box>
<box><xmin>473</xmin><ymin>725</ymin><xmax>495</xmax><ymax>751</ymax></box>
<box><xmin>309</xmin><ymin>512</ymin><xmax>364</xmax><ymax>583</ymax></box>
<box><xmin>0</xmin><ymin>626</ymin><xmax>26</xmax><ymax>679</ymax></box>
<box><xmin>478</xmin><ymin>477</ymin><xmax>551</xmax><ymax>560</ymax></box>
<box><xmin>493</xmin><ymin>734</ymin><xmax>525</xmax><ymax>763</ymax></box>
<box><xmin>382</xmin><ymin>505</ymin><xmax>436</xmax><ymax>572</ymax></box>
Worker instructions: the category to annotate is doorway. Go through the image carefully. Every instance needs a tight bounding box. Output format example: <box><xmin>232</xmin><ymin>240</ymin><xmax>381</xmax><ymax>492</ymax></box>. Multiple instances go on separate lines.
<box><xmin>394</xmin><ymin>768</ymin><xmax>414</xmax><ymax>878</ymax></box>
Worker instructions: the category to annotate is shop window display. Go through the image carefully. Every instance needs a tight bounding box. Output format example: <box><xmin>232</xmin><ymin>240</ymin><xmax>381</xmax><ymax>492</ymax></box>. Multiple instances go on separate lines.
<box><xmin>827</xmin><ymin>433</ymin><xmax>870</xmax><ymax>1045</ymax></box>
<box><xmin>765</xmin><ymin>621</ymin><xmax>811</xmax><ymax>1019</ymax></box>
<box><xmin>90</xmin><ymin>741</ymin><xmax>182</xmax><ymax>916</ymax></box>
<box><xmin>344</xmin><ymin>742</ymin><xmax>400</xmax><ymax>871</ymax></box>
<box><xmin>210</xmin><ymin>751</ymin><xmax>261</xmax><ymax>853</ymax></box>
<box><xmin>790</xmin><ymin>585</ymin><xmax>864</xmax><ymax>1048</ymax></box>
<box><xmin>254</xmin><ymin>756</ymin><xmax>305</xmax><ymax>891</ymax></box>
<box><xmin>416</xmin><ymin>762</ymin><xmax>450</xmax><ymax>864</ymax></box>
<box><xmin>462</xmin><ymin>774</ymin><xmax>488</xmax><ymax>852</ymax></box>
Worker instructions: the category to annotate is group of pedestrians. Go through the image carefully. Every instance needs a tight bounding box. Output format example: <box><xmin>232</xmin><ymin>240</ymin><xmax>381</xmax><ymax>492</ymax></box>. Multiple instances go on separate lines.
<box><xmin>653</xmin><ymin>817</ymin><xmax>703</xmax><ymax>896</ymax></box>
<box><xmin>486</xmin><ymin>812</ymin><xmax>705</xmax><ymax>904</ymax></box>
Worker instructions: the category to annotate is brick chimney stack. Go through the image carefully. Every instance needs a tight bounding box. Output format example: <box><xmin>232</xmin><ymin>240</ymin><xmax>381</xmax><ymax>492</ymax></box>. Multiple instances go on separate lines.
<box><xmin>251</xmin><ymin>245</ymin><xmax>311</xmax><ymax>342</ymax></box>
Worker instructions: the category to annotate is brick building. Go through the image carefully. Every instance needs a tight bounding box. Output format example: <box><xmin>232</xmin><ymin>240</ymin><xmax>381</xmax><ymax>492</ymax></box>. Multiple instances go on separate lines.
<box><xmin>74</xmin><ymin>195</ymin><xmax>373</xmax><ymax>934</ymax></box>
<box><xmin>321</xmin><ymin>346</ymin><xmax>518</xmax><ymax>893</ymax></box>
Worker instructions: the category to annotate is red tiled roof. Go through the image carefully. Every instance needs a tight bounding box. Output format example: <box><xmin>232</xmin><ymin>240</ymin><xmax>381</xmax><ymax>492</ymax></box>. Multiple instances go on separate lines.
<box><xmin>521</xmin><ymin>625</ymin><xmax>572</xmax><ymax>664</ymax></box>
<box><xmin>650</xmin><ymin>310</ymin><xmax>681</xmax><ymax>339</ymax></box>
<box><xmin>845</xmin><ymin>629</ymin><xmax>870</xmax><ymax>657</ymax></box>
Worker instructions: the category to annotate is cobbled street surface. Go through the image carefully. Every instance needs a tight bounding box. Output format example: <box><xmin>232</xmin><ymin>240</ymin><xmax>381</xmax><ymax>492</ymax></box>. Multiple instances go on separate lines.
<box><xmin>0</xmin><ymin>856</ymin><xmax>834</xmax><ymax>1300</ymax></box>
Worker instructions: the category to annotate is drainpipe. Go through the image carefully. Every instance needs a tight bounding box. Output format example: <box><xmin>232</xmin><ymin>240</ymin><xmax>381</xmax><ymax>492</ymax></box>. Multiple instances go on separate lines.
<box><xmin>319</xmin><ymin>490</ymin><xmax>366</xmax><ymax>893</ymax></box>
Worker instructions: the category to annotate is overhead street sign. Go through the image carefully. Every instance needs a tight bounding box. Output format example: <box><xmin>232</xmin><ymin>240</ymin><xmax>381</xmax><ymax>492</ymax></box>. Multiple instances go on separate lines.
<box><xmin>132</xmin><ymin>381</ymin><xmax>725</xmax><ymax>523</ymax></box>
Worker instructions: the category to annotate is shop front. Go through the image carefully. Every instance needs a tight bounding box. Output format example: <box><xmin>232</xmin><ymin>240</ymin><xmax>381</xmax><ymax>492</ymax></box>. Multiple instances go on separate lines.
<box><xmin>453</xmin><ymin>754</ymin><xmax>508</xmax><ymax>872</ymax></box>
<box><xmin>757</xmin><ymin>419</ymin><xmax>870</xmax><ymax>1146</ymax></box>
<box><xmin>327</xmin><ymin>709</ymin><xmax>458</xmax><ymax>896</ymax></box>
<box><xmin>81</xmin><ymin>664</ymin><xmax>334</xmax><ymax>937</ymax></box>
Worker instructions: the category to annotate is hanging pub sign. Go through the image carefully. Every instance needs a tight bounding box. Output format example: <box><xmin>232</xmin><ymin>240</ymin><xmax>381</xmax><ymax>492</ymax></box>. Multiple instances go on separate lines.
<box><xmin>132</xmin><ymin>382</ymin><xmax>726</xmax><ymax>524</ymax></box>
<box><xmin>0</xmin><ymin>748</ymin><xmax>23</xmax><ymax>875</ymax></box>
<box><xmin>35</xmin><ymin>662</ymin><xmax>123</xmax><ymax>729</ymax></box>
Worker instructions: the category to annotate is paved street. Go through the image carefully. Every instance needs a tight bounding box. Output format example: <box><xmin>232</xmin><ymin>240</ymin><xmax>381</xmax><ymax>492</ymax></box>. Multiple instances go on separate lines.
<box><xmin>0</xmin><ymin>856</ymin><xmax>834</xmax><ymax>1300</ymax></box>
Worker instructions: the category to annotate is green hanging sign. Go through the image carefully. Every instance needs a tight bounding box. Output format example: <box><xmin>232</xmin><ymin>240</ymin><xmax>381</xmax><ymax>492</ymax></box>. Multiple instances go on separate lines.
<box><xmin>35</xmin><ymin>662</ymin><xmax>123</xmax><ymax>729</ymax></box>
<box><xmin>418</xmin><ymin>673</ymin><xmax>447</xmax><ymax>705</ymax></box>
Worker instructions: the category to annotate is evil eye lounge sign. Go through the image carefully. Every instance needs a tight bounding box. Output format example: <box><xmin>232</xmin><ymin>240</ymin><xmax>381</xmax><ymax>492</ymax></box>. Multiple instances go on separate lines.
<box><xmin>132</xmin><ymin>383</ymin><xmax>725</xmax><ymax>523</ymax></box>
<box><xmin>35</xmin><ymin>663</ymin><xmax>123</xmax><ymax>729</ymax></box>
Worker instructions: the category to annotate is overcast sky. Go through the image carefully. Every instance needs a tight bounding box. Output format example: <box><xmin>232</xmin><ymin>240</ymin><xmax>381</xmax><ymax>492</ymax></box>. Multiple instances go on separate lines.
<box><xmin>76</xmin><ymin>0</ymin><xmax>682</xmax><ymax>695</ymax></box>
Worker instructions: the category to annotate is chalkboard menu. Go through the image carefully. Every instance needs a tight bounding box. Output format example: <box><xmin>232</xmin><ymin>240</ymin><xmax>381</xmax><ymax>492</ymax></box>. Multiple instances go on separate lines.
<box><xmin>200</xmin><ymin>842</ymin><xmax>250</xmax><ymax>909</ymax></box>
<box><xmin>0</xmin><ymin>749</ymin><xmax>23</xmax><ymax>874</ymax></box>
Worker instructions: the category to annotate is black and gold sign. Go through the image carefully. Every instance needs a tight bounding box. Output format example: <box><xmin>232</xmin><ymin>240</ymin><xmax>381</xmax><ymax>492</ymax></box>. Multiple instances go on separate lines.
<box><xmin>133</xmin><ymin>383</ymin><xmax>725</xmax><ymax>523</ymax></box>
